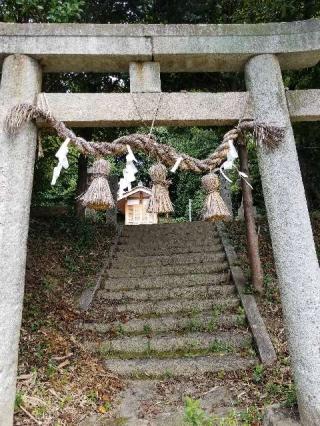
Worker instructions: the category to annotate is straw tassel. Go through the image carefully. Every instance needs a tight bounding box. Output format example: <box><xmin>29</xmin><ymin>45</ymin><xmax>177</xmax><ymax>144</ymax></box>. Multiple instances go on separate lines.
<box><xmin>147</xmin><ymin>163</ymin><xmax>174</xmax><ymax>214</ymax></box>
<box><xmin>253</xmin><ymin>123</ymin><xmax>285</xmax><ymax>150</ymax></box>
<box><xmin>80</xmin><ymin>158</ymin><xmax>114</xmax><ymax>211</ymax></box>
<box><xmin>201</xmin><ymin>173</ymin><xmax>231</xmax><ymax>221</ymax></box>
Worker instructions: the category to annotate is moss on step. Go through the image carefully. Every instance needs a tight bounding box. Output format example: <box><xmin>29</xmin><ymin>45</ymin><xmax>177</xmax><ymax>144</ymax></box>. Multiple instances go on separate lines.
<box><xmin>97</xmin><ymin>342</ymin><xmax>247</xmax><ymax>360</ymax></box>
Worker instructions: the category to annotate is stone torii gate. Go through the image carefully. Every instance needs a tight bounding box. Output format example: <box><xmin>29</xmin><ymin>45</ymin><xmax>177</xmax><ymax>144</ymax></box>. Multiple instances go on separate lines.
<box><xmin>0</xmin><ymin>21</ymin><xmax>320</xmax><ymax>425</ymax></box>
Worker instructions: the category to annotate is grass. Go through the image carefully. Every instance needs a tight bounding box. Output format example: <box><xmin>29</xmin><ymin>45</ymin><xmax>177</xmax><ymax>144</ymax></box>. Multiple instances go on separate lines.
<box><xmin>143</xmin><ymin>323</ymin><xmax>152</xmax><ymax>335</ymax></box>
<box><xmin>184</xmin><ymin>397</ymin><xmax>262</xmax><ymax>426</ymax></box>
<box><xmin>208</xmin><ymin>340</ymin><xmax>234</xmax><ymax>354</ymax></box>
<box><xmin>15</xmin><ymin>216</ymin><xmax>124</xmax><ymax>424</ymax></box>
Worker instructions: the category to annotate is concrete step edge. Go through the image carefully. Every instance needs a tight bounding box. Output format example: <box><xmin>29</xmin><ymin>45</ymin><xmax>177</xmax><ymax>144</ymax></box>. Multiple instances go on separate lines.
<box><xmin>97</xmin><ymin>284</ymin><xmax>235</xmax><ymax>302</ymax></box>
<box><xmin>93</xmin><ymin>296</ymin><xmax>240</xmax><ymax>316</ymax></box>
<box><xmin>107</xmin><ymin>262</ymin><xmax>229</xmax><ymax>278</ymax></box>
<box><xmin>105</xmin><ymin>272</ymin><xmax>230</xmax><ymax>285</ymax></box>
<box><xmin>115</xmin><ymin>246</ymin><xmax>225</xmax><ymax>256</ymax></box>
<box><xmin>113</xmin><ymin>254</ymin><xmax>226</xmax><ymax>267</ymax></box>
<box><xmin>86</xmin><ymin>331</ymin><xmax>252</xmax><ymax>357</ymax></box>
<box><xmin>77</xmin><ymin>313</ymin><xmax>245</xmax><ymax>335</ymax></box>
<box><xmin>104</xmin><ymin>354</ymin><xmax>257</xmax><ymax>378</ymax></box>
<box><xmin>102</xmin><ymin>272</ymin><xmax>231</xmax><ymax>291</ymax></box>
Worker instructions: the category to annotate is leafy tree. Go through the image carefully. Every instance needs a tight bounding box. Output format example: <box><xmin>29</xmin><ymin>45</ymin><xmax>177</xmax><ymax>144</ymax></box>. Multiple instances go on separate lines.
<box><xmin>0</xmin><ymin>0</ymin><xmax>85</xmax><ymax>23</ymax></box>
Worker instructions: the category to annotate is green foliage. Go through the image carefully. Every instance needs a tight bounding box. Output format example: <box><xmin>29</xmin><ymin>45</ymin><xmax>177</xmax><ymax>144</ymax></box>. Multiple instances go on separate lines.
<box><xmin>14</xmin><ymin>391</ymin><xmax>24</xmax><ymax>410</ymax></box>
<box><xmin>153</xmin><ymin>127</ymin><xmax>223</xmax><ymax>219</ymax></box>
<box><xmin>284</xmin><ymin>384</ymin><xmax>297</xmax><ymax>407</ymax></box>
<box><xmin>1</xmin><ymin>0</ymin><xmax>85</xmax><ymax>23</ymax></box>
<box><xmin>184</xmin><ymin>397</ymin><xmax>213</xmax><ymax>426</ymax></box>
<box><xmin>32</xmin><ymin>136</ymin><xmax>78</xmax><ymax>207</ymax></box>
<box><xmin>266</xmin><ymin>382</ymin><xmax>297</xmax><ymax>407</ymax></box>
<box><xmin>253</xmin><ymin>364</ymin><xmax>265</xmax><ymax>383</ymax></box>
<box><xmin>238</xmin><ymin>406</ymin><xmax>261</xmax><ymax>425</ymax></box>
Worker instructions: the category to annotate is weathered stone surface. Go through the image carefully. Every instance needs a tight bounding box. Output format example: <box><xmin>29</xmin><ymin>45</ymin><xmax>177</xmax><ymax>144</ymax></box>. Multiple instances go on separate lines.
<box><xmin>81</xmin><ymin>221</ymin><xmax>272</xmax><ymax>389</ymax></box>
<box><xmin>28</xmin><ymin>90</ymin><xmax>320</xmax><ymax>128</ymax></box>
<box><xmin>98</xmin><ymin>283</ymin><xmax>235</xmax><ymax>301</ymax></box>
<box><xmin>94</xmin><ymin>296</ymin><xmax>240</xmax><ymax>315</ymax></box>
<box><xmin>130</xmin><ymin>62</ymin><xmax>161</xmax><ymax>93</ymax></box>
<box><xmin>263</xmin><ymin>404</ymin><xmax>300</xmax><ymax>426</ymax></box>
<box><xmin>78</xmin><ymin>227</ymin><xmax>122</xmax><ymax>311</ymax></box>
<box><xmin>104</xmin><ymin>272</ymin><xmax>230</xmax><ymax>290</ymax></box>
<box><xmin>97</xmin><ymin>330</ymin><xmax>252</xmax><ymax>355</ymax></box>
<box><xmin>1</xmin><ymin>21</ymin><xmax>319</xmax><ymax>72</ymax></box>
<box><xmin>116</xmin><ymin>243</ymin><xmax>224</xmax><ymax>256</ymax></box>
<box><xmin>105</xmin><ymin>354</ymin><xmax>256</xmax><ymax>378</ymax></box>
<box><xmin>0</xmin><ymin>55</ymin><xmax>42</xmax><ymax>425</ymax></box>
<box><xmin>118</xmin><ymin>236</ymin><xmax>221</xmax><ymax>247</ymax></box>
<box><xmin>218</xmin><ymin>224</ymin><xmax>277</xmax><ymax>366</ymax></box>
<box><xmin>245</xmin><ymin>54</ymin><xmax>320</xmax><ymax>425</ymax></box>
<box><xmin>286</xmin><ymin>89</ymin><xmax>320</xmax><ymax>122</ymax></box>
<box><xmin>78</xmin><ymin>313</ymin><xmax>240</xmax><ymax>334</ymax></box>
<box><xmin>107</xmin><ymin>261</ymin><xmax>229</xmax><ymax>277</ymax></box>
<box><xmin>114</xmin><ymin>252</ymin><xmax>226</xmax><ymax>267</ymax></box>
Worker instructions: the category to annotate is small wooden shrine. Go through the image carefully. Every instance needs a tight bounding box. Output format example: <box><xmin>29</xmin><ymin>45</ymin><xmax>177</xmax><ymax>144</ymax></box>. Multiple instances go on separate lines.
<box><xmin>117</xmin><ymin>184</ymin><xmax>158</xmax><ymax>225</ymax></box>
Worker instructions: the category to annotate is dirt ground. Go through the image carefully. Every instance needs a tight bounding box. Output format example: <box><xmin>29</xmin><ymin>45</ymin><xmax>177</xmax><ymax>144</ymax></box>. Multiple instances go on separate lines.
<box><xmin>14</xmin><ymin>214</ymin><xmax>320</xmax><ymax>425</ymax></box>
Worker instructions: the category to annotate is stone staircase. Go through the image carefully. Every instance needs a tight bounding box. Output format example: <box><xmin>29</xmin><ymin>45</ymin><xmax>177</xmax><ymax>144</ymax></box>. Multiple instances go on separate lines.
<box><xmin>80</xmin><ymin>221</ymin><xmax>259</xmax><ymax>378</ymax></box>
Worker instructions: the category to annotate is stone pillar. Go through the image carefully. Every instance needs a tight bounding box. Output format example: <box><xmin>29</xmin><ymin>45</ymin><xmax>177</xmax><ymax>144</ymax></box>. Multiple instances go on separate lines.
<box><xmin>245</xmin><ymin>54</ymin><xmax>320</xmax><ymax>425</ymax></box>
<box><xmin>129</xmin><ymin>62</ymin><xmax>161</xmax><ymax>93</ymax></box>
<box><xmin>0</xmin><ymin>55</ymin><xmax>42</xmax><ymax>425</ymax></box>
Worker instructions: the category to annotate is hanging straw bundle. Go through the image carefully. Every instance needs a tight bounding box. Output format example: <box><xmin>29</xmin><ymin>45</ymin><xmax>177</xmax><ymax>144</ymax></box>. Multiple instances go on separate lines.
<box><xmin>201</xmin><ymin>173</ymin><xmax>231</xmax><ymax>222</ymax></box>
<box><xmin>147</xmin><ymin>163</ymin><xmax>174</xmax><ymax>214</ymax></box>
<box><xmin>80</xmin><ymin>158</ymin><xmax>114</xmax><ymax>211</ymax></box>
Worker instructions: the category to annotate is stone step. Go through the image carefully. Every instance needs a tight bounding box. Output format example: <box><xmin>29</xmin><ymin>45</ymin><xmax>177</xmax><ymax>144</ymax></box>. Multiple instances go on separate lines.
<box><xmin>90</xmin><ymin>331</ymin><xmax>252</xmax><ymax>357</ymax></box>
<box><xmin>119</xmin><ymin>230</ymin><xmax>220</xmax><ymax>242</ymax></box>
<box><xmin>122</xmin><ymin>221</ymin><xmax>216</xmax><ymax>233</ymax></box>
<box><xmin>120</xmin><ymin>235</ymin><xmax>220</xmax><ymax>244</ymax></box>
<box><xmin>97</xmin><ymin>283</ymin><xmax>235</xmax><ymax>302</ymax></box>
<box><xmin>94</xmin><ymin>296</ymin><xmax>240</xmax><ymax>316</ymax></box>
<box><xmin>115</xmin><ymin>243</ymin><xmax>225</xmax><ymax>257</ymax></box>
<box><xmin>104</xmin><ymin>354</ymin><xmax>257</xmax><ymax>378</ymax></box>
<box><xmin>103</xmin><ymin>272</ymin><xmax>230</xmax><ymax>291</ymax></box>
<box><xmin>113</xmin><ymin>252</ymin><xmax>226</xmax><ymax>268</ymax></box>
<box><xmin>78</xmin><ymin>313</ymin><xmax>242</xmax><ymax>335</ymax></box>
<box><xmin>107</xmin><ymin>261</ymin><xmax>229</xmax><ymax>278</ymax></box>
<box><xmin>117</xmin><ymin>237</ymin><xmax>221</xmax><ymax>249</ymax></box>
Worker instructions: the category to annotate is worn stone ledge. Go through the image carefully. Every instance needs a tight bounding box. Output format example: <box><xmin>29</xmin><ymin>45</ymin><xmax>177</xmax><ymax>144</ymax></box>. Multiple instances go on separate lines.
<box><xmin>0</xmin><ymin>20</ymin><xmax>319</xmax><ymax>72</ymax></box>
<box><xmin>31</xmin><ymin>89</ymin><xmax>320</xmax><ymax>127</ymax></box>
<box><xmin>217</xmin><ymin>223</ymin><xmax>277</xmax><ymax>366</ymax></box>
<box><xmin>78</xmin><ymin>225</ymin><xmax>122</xmax><ymax>311</ymax></box>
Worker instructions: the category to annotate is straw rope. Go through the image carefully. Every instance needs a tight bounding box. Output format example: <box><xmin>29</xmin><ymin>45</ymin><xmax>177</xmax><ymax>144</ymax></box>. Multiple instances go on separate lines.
<box><xmin>4</xmin><ymin>104</ymin><xmax>285</xmax><ymax>174</ymax></box>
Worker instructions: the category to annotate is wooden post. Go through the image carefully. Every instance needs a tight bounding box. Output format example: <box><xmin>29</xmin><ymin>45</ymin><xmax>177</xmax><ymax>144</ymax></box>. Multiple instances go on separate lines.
<box><xmin>237</xmin><ymin>141</ymin><xmax>264</xmax><ymax>294</ymax></box>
